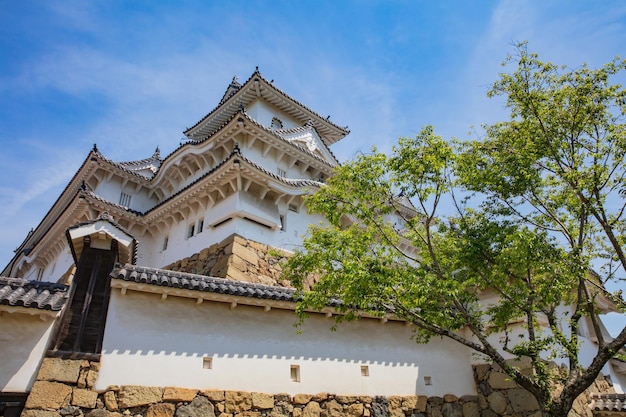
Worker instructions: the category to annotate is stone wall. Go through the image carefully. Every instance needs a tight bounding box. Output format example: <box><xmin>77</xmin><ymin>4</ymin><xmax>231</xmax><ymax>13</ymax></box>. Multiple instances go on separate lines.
<box><xmin>20</xmin><ymin>358</ymin><xmax>617</xmax><ymax>417</ymax></box>
<box><xmin>163</xmin><ymin>235</ymin><xmax>291</xmax><ymax>287</ymax></box>
<box><xmin>473</xmin><ymin>363</ymin><xmax>614</xmax><ymax>417</ymax></box>
<box><xmin>22</xmin><ymin>358</ymin><xmax>480</xmax><ymax>417</ymax></box>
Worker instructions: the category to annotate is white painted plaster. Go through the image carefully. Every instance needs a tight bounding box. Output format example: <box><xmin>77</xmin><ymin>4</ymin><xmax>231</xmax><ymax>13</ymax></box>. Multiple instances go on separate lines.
<box><xmin>0</xmin><ymin>312</ymin><xmax>57</xmax><ymax>392</ymax></box>
<box><xmin>97</xmin><ymin>290</ymin><xmax>475</xmax><ymax>396</ymax></box>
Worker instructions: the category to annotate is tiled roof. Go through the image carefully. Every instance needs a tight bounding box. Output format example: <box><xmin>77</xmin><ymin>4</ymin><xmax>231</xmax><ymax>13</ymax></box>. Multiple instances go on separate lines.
<box><xmin>184</xmin><ymin>69</ymin><xmax>349</xmax><ymax>144</ymax></box>
<box><xmin>590</xmin><ymin>393</ymin><xmax>626</xmax><ymax>414</ymax></box>
<box><xmin>84</xmin><ymin>147</ymin><xmax>325</xmax><ymax>220</ymax></box>
<box><xmin>0</xmin><ymin>277</ymin><xmax>68</xmax><ymax>311</ymax></box>
<box><xmin>112</xmin><ymin>264</ymin><xmax>304</xmax><ymax>303</ymax></box>
<box><xmin>115</xmin><ymin>148</ymin><xmax>162</xmax><ymax>178</ymax></box>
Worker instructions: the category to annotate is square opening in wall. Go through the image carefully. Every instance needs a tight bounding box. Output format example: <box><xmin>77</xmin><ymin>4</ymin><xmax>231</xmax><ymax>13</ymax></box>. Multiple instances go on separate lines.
<box><xmin>203</xmin><ymin>357</ymin><xmax>213</xmax><ymax>369</ymax></box>
<box><xmin>290</xmin><ymin>365</ymin><xmax>300</xmax><ymax>382</ymax></box>
<box><xmin>424</xmin><ymin>376</ymin><xmax>432</xmax><ymax>386</ymax></box>
<box><xmin>360</xmin><ymin>365</ymin><xmax>369</xmax><ymax>377</ymax></box>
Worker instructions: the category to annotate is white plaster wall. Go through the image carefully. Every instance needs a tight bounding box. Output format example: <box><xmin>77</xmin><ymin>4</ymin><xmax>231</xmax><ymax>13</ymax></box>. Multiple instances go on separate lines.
<box><xmin>41</xmin><ymin>246</ymin><xmax>74</xmax><ymax>283</ymax></box>
<box><xmin>139</xmin><ymin>191</ymin><xmax>325</xmax><ymax>268</ymax></box>
<box><xmin>0</xmin><ymin>312</ymin><xmax>57</xmax><ymax>392</ymax></box>
<box><xmin>247</xmin><ymin>101</ymin><xmax>300</xmax><ymax>130</ymax></box>
<box><xmin>93</xmin><ymin>176</ymin><xmax>156</xmax><ymax>213</ymax></box>
<box><xmin>97</xmin><ymin>290</ymin><xmax>475</xmax><ymax>396</ymax></box>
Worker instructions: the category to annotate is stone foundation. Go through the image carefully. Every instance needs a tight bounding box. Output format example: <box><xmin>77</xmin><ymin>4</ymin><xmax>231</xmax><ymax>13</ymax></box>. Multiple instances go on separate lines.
<box><xmin>163</xmin><ymin>235</ymin><xmax>291</xmax><ymax>287</ymax></box>
<box><xmin>22</xmin><ymin>358</ymin><xmax>481</xmax><ymax>417</ymax></box>
<box><xmin>21</xmin><ymin>358</ymin><xmax>616</xmax><ymax>417</ymax></box>
<box><xmin>473</xmin><ymin>363</ymin><xmax>614</xmax><ymax>417</ymax></box>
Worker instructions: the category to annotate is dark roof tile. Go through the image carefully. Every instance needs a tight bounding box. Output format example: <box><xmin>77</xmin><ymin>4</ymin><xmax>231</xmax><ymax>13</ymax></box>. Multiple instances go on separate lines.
<box><xmin>0</xmin><ymin>277</ymin><xmax>68</xmax><ymax>311</ymax></box>
<box><xmin>590</xmin><ymin>393</ymin><xmax>626</xmax><ymax>413</ymax></box>
<box><xmin>111</xmin><ymin>264</ymin><xmax>301</xmax><ymax>303</ymax></box>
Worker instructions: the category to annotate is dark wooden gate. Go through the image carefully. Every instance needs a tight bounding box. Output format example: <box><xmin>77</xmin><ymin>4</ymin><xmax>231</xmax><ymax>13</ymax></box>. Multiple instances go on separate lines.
<box><xmin>48</xmin><ymin>236</ymin><xmax>117</xmax><ymax>359</ymax></box>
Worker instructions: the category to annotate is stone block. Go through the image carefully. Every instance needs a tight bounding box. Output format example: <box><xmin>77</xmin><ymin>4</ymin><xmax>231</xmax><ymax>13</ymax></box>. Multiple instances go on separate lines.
<box><xmin>303</xmin><ymin>402</ymin><xmax>321</xmax><ymax>417</ymax></box>
<box><xmin>37</xmin><ymin>359</ymin><xmax>83</xmax><ymax>384</ymax></box>
<box><xmin>25</xmin><ymin>381</ymin><xmax>72</xmax><ymax>409</ymax></box>
<box><xmin>58</xmin><ymin>405</ymin><xmax>81</xmax><ymax>416</ymax></box>
<box><xmin>225</xmin><ymin>391</ymin><xmax>252</xmax><ymax>413</ymax></box>
<box><xmin>104</xmin><ymin>392</ymin><xmax>118</xmax><ymax>412</ymax></box>
<box><xmin>117</xmin><ymin>386</ymin><xmax>163</xmax><ymax>408</ymax></box>
<box><xmin>274</xmin><ymin>393</ymin><xmax>291</xmax><ymax>402</ymax></box>
<box><xmin>322</xmin><ymin>400</ymin><xmax>342</xmax><ymax>417</ymax></box>
<box><xmin>347</xmin><ymin>404</ymin><xmax>364</xmax><ymax>417</ymax></box>
<box><xmin>508</xmin><ymin>389</ymin><xmax>539</xmax><ymax>413</ymax></box>
<box><xmin>402</xmin><ymin>396</ymin><xmax>417</xmax><ymax>410</ymax></box>
<box><xmin>293</xmin><ymin>394</ymin><xmax>313</xmax><ymax>405</ymax></box>
<box><xmin>358</xmin><ymin>397</ymin><xmax>373</xmax><ymax>405</ymax></box>
<box><xmin>251</xmin><ymin>393</ymin><xmax>274</xmax><ymax>409</ymax></box>
<box><xmin>487</xmin><ymin>372</ymin><xmax>517</xmax><ymax>390</ymax></box>
<box><xmin>461</xmin><ymin>402</ymin><xmax>479</xmax><ymax>417</ymax></box>
<box><xmin>443</xmin><ymin>395</ymin><xmax>458</xmax><ymax>403</ymax></box>
<box><xmin>146</xmin><ymin>404</ymin><xmax>175</xmax><ymax>417</ymax></box>
<box><xmin>486</xmin><ymin>392</ymin><xmax>507</xmax><ymax>415</ymax></box>
<box><xmin>201</xmin><ymin>390</ymin><xmax>226</xmax><ymax>402</ymax></box>
<box><xmin>415</xmin><ymin>397</ymin><xmax>427</xmax><ymax>413</ymax></box>
<box><xmin>231</xmin><ymin>255</ymin><xmax>249</xmax><ymax>273</ymax></box>
<box><xmin>86</xmin><ymin>369</ymin><xmax>99</xmax><ymax>389</ymax></box>
<box><xmin>336</xmin><ymin>395</ymin><xmax>358</xmax><ymax>404</ymax></box>
<box><xmin>199</xmin><ymin>248</ymin><xmax>210</xmax><ymax>261</ymax></box>
<box><xmin>176</xmin><ymin>396</ymin><xmax>215</xmax><ymax>417</ymax></box>
<box><xmin>312</xmin><ymin>393</ymin><xmax>328</xmax><ymax>402</ymax></box>
<box><xmin>72</xmin><ymin>388</ymin><xmax>98</xmax><ymax>408</ymax></box>
<box><xmin>22</xmin><ymin>410</ymin><xmax>62</xmax><ymax>417</ymax></box>
<box><xmin>233</xmin><ymin>243</ymin><xmax>259</xmax><ymax>267</ymax></box>
<box><xmin>85</xmin><ymin>410</ymin><xmax>110</xmax><ymax>417</ymax></box>
<box><xmin>428</xmin><ymin>397</ymin><xmax>443</xmax><ymax>406</ymax></box>
<box><xmin>442</xmin><ymin>403</ymin><xmax>462</xmax><ymax>417</ymax></box>
<box><xmin>248</xmin><ymin>241</ymin><xmax>266</xmax><ymax>251</ymax></box>
<box><xmin>234</xmin><ymin>412</ymin><xmax>261</xmax><ymax>417</ymax></box>
<box><xmin>473</xmin><ymin>364</ymin><xmax>491</xmax><ymax>382</ymax></box>
<box><xmin>427</xmin><ymin>403</ymin><xmax>443</xmax><ymax>417</ymax></box>
<box><xmin>163</xmin><ymin>387</ymin><xmax>198</xmax><ymax>402</ymax></box>
<box><xmin>388</xmin><ymin>399</ymin><xmax>404</xmax><ymax>417</ymax></box>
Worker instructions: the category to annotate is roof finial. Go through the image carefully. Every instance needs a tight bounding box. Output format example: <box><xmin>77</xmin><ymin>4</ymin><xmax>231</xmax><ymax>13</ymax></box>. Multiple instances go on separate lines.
<box><xmin>153</xmin><ymin>146</ymin><xmax>161</xmax><ymax>159</ymax></box>
<box><xmin>233</xmin><ymin>143</ymin><xmax>241</xmax><ymax>154</ymax></box>
<box><xmin>238</xmin><ymin>103</ymin><xmax>245</xmax><ymax>112</ymax></box>
<box><xmin>92</xmin><ymin>143</ymin><xmax>99</xmax><ymax>152</ymax></box>
<box><xmin>255</xmin><ymin>66</ymin><xmax>259</xmax><ymax>72</ymax></box>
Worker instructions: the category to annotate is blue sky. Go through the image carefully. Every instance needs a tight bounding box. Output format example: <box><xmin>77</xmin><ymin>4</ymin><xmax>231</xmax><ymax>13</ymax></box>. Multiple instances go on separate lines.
<box><xmin>1</xmin><ymin>1</ymin><xmax>625</xmax><ymax>333</ymax></box>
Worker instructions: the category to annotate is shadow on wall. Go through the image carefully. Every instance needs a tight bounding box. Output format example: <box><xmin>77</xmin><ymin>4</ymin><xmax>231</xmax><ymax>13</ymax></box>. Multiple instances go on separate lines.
<box><xmin>101</xmin><ymin>290</ymin><xmax>471</xmax><ymax>365</ymax></box>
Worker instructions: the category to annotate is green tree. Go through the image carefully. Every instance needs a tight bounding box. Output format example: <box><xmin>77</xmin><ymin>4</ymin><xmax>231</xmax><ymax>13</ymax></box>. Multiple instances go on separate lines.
<box><xmin>283</xmin><ymin>44</ymin><xmax>626</xmax><ymax>417</ymax></box>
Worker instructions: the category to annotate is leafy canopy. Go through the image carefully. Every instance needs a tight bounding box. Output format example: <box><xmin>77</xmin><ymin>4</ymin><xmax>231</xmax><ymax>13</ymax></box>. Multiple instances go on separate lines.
<box><xmin>283</xmin><ymin>44</ymin><xmax>626</xmax><ymax>416</ymax></box>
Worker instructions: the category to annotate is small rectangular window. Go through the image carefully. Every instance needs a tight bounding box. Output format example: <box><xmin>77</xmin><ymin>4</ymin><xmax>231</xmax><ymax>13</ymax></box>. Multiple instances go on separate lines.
<box><xmin>203</xmin><ymin>357</ymin><xmax>213</xmax><ymax>369</ymax></box>
<box><xmin>162</xmin><ymin>236</ymin><xmax>169</xmax><ymax>251</ymax></box>
<box><xmin>361</xmin><ymin>365</ymin><xmax>369</xmax><ymax>377</ymax></box>
<box><xmin>290</xmin><ymin>365</ymin><xmax>300</xmax><ymax>382</ymax></box>
<box><xmin>197</xmin><ymin>218</ymin><xmax>204</xmax><ymax>234</ymax></box>
<box><xmin>277</xmin><ymin>168</ymin><xmax>286</xmax><ymax>177</ymax></box>
<box><xmin>119</xmin><ymin>192</ymin><xmax>132</xmax><ymax>207</ymax></box>
<box><xmin>424</xmin><ymin>376</ymin><xmax>432</xmax><ymax>386</ymax></box>
<box><xmin>288</xmin><ymin>204</ymin><xmax>298</xmax><ymax>213</ymax></box>
<box><xmin>187</xmin><ymin>223</ymin><xmax>195</xmax><ymax>238</ymax></box>
<box><xmin>279</xmin><ymin>215</ymin><xmax>286</xmax><ymax>232</ymax></box>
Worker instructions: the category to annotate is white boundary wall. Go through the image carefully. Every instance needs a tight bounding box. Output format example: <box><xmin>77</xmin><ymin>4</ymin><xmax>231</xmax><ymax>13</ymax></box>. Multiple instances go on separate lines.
<box><xmin>96</xmin><ymin>290</ymin><xmax>476</xmax><ymax>396</ymax></box>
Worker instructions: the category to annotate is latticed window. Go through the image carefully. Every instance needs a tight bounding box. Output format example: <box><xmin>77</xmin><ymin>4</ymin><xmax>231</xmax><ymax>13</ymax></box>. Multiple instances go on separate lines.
<box><xmin>119</xmin><ymin>192</ymin><xmax>131</xmax><ymax>207</ymax></box>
